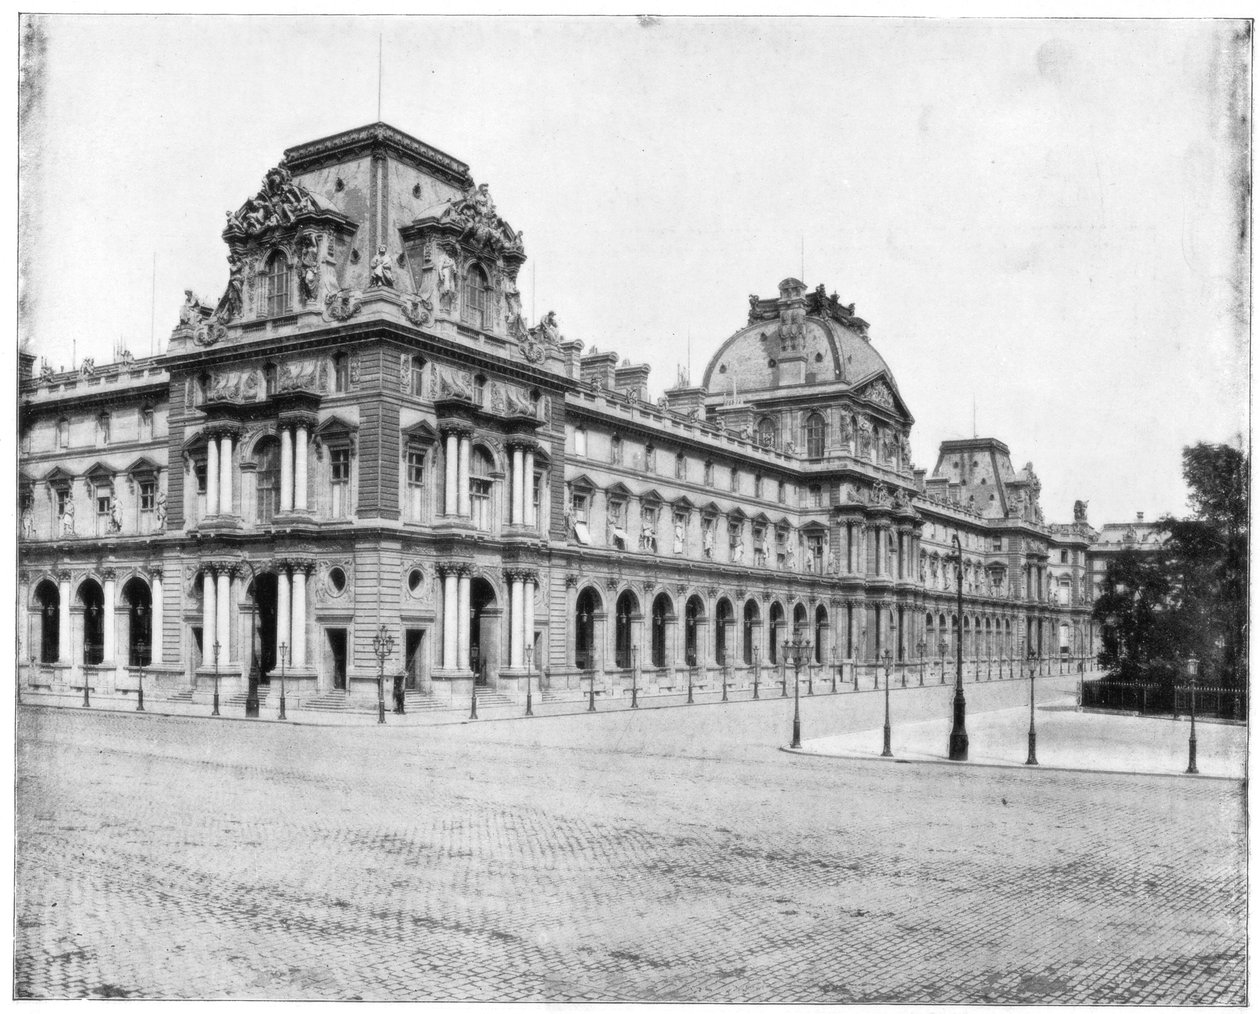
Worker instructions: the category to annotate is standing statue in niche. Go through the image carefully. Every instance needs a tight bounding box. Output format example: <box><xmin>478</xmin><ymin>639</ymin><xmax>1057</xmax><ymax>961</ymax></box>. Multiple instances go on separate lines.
<box><xmin>734</xmin><ymin>539</ymin><xmax>745</xmax><ymax>564</ymax></box>
<box><xmin>785</xmin><ymin>539</ymin><xmax>796</xmax><ymax>571</ymax></box>
<box><xmin>214</xmin><ymin>253</ymin><xmax>245</xmax><ymax>322</ymax></box>
<box><xmin>60</xmin><ymin>497</ymin><xmax>75</xmax><ymax>537</ymax></box>
<box><xmin>703</xmin><ymin>527</ymin><xmax>715</xmax><ymax>559</ymax></box>
<box><xmin>20</xmin><ymin>505</ymin><xmax>33</xmax><ymax>540</ymax></box>
<box><xmin>298</xmin><ymin>235</ymin><xmax>321</xmax><ymax>302</ymax></box>
<box><xmin>674</xmin><ymin>520</ymin><xmax>685</xmax><ymax>555</ymax></box>
<box><xmin>108</xmin><ymin>494</ymin><xmax>123</xmax><ymax>534</ymax></box>
<box><xmin>154</xmin><ymin>490</ymin><xmax>168</xmax><ymax>531</ymax></box>
<box><xmin>369</xmin><ymin>245</ymin><xmax>395</xmax><ymax>288</ymax></box>
<box><xmin>435</xmin><ymin>245</ymin><xmax>458</xmax><ymax>310</ymax></box>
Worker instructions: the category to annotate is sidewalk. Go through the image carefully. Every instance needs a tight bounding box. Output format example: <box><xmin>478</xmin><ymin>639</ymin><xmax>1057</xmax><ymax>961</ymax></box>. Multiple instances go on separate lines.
<box><xmin>797</xmin><ymin>691</ymin><xmax>1248</xmax><ymax>780</ymax></box>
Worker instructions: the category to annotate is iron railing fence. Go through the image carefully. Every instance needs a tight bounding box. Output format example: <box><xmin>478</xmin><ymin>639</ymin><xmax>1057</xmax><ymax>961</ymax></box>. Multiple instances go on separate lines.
<box><xmin>1081</xmin><ymin>680</ymin><xmax>1246</xmax><ymax>722</ymax></box>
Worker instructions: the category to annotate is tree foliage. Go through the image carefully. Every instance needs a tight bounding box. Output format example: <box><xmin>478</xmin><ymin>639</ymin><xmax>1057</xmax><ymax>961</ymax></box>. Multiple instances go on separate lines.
<box><xmin>1093</xmin><ymin>442</ymin><xmax>1248</xmax><ymax>691</ymax></box>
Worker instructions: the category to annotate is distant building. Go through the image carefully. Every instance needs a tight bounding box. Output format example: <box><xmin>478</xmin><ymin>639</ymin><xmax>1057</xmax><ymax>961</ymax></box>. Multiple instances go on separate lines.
<box><xmin>17</xmin><ymin>121</ymin><xmax>1103</xmax><ymax>708</ymax></box>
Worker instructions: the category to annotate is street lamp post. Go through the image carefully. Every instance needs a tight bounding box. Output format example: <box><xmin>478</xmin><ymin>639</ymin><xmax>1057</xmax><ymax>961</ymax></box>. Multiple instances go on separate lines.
<box><xmin>372</xmin><ymin>625</ymin><xmax>395</xmax><ymax>725</ymax></box>
<box><xmin>939</xmin><ymin>638</ymin><xmax>947</xmax><ymax>685</ymax></box>
<box><xmin>722</xmin><ymin>655</ymin><xmax>729</xmax><ymax>702</ymax></box>
<box><xmin>212</xmin><ymin>640</ymin><xmax>221</xmax><ymax>716</ymax></box>
<box><xmin>807</xmin><ymin>656</ymin><xmax>814</xmax><ymax>696</ymax></box>
<box><xmin>831</xmin><ymin>645</ymin><xmax>839</xmax><ymax>694</ymax></box>
<box><xmin>136</xmin><ymin>654</ymin><xmax>146</xmax><ymax>712</ymax></box>
<box><xmin>947</xmin><ymin>534</ymin><xmax>968</xmax><ymax>761</ymax></box>
<box><xmin>917</xmin><ymin>638</ymin><xmax>926</xmax><ymax>686</ymax></box>
<box><xmin>1186</xmin><ymin>656</ymin><xmax>1200</xmax><ymax>775</ymax></box>
<box><xmin>525</xmin><ymin>644</ymin><xmax>534</xmax><ymax>717</ymax></box>
<box><xmin>1025</xmin><ymin>656</ymin><xmax>1038</xmax><ymax>766</ymax></box>
<box><xmin>277</xmin><ymin>642</ymin><xmax>288</xmax><ymax>720</ymax></box>
<box><xmin>881</xmin><ymin>648</ymin><xmax>893</xmax><ymax>757</ymax></box>
<box><xmin>630</xmin><ymin>645</ymin><xmax>639</xmax><ymax>709</ymax></box>
<box><xmin>785</xmin><ymin>627</ymin><xmax>811</xmax><ymax>749</ymax></box>
<box><xmin>752</xmin><ymin>645</ymin><xmax>760</xmax><ymax>700</ymax></box>
<box><xmin>687</xmin><ymin>662</ymin><xmax>695</xmax><ymax>704</ymax></box>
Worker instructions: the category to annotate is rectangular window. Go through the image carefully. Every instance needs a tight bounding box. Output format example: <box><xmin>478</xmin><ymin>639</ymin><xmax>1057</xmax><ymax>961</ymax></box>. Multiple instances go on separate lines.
<box><xmin>410</xmin><ymin>358</ymin><xmax>425</xmax><ymax>397</ymax></box>
<box><xmin>753</xmin><ymin>526</ymin><xmax>767</xmax><ymax>566</ymax></box>
<box><xmin>96</xmin><ymin>487</ymin><xmax>112</xmax><ymax>536</ymax></box>
<box><xmin>775</xmin><ymin>528</ymin><xmax>787</xmax><ymax>569</ymax></box>
<box><xmin>571</xmin><ymin>492</ymin><xmax>590</xmax><ymax>544</ymax></box>
<box><xmin>406</xmin><ymin>449</ymin><xmax>425</xmax><ymax>521</ymax></box>
<box><xmin>56</xmin><ymin>487</ymin><xmax>69</xmax><ymax>518</ymax></box>
<box><xmin>807</xmin><ymin>534</ymin><xmax>824</xmax><ymax>572</ymax></box>
<box><xmin>330</xmin><ymin>447</ymin><xmax>351</xmax><ymax>518</ymax></box>
<box><xmin>532</xmin><ymin>473</ymin><xmax>542</xmax><ymax>530</ymax></box>
<box><xmin>1059</xmin><ymin>550</ymin><xmax>1068</xmax><ymax>564</ymax></box>
<box><xmin>992</xmin><ymin>536</ymin><xmax>1002</xmax><ymax>552</ymax></box>
<box><xmin>574</xmin><ymin>428</ymin><xmax>587</xmax><ymax>456</ymax></box>
<box><xmin>728</xmin><ymin>523</ymin><xmax>742</xmax><ymax>561</ymax></box>
<box><xmin>609</xmin><ymin>500</ymin><xmax>629</xmax><ymax>548</ymax></box>
<box><xmin>470</xmin><ymin>476</ymin><xmax>492</xmax><ymax>531</ymax></box>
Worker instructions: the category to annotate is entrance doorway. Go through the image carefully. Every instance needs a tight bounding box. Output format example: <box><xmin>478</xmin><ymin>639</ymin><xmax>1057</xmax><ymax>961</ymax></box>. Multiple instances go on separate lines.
<box><xmin>405</xmin><ymin>629</ymin><xmax>423</xmax><ymax>690</ymax></box>
<box><xmin>247</xmin><ymin>573</ymin><xmax>279</xmax><ymax>683</ymax></box>
<box><xmin>470</xmin><ymin>578</ymin><xmax>496</xmax><ymax>685</ymax></box>
<box><xmin>327</xmin><ymin>628</ymin><xmax>347</xmax><ymax>690</ymax></box>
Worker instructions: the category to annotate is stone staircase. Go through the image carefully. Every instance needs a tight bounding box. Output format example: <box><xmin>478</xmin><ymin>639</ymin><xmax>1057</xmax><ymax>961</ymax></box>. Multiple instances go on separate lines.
<box><xmin>163</xmin><ymin>688</ymin><xmax>195</xmax><ymax>704</ymax></box>
<box><xmin>225</xmin><ymin>687</ymin><xmax>271</xmax><ymax>709</ymax></box>
<box><xmin>470</xmin><ymin>686</ymin><xmax>517</xmax><ymax>709</ymax></box>
<box><xmin>299</xmin><ymin>688</ymin><xmax>450</xmax><ymax>713</ymax></box>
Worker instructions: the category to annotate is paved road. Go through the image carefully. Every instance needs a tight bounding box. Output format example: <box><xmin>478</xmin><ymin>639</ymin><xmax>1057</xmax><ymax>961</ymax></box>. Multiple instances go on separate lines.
<box><xmin>15</xmin><ymin>684</ymin><xmax>1247</xmax><ymax>1002</ymax></box>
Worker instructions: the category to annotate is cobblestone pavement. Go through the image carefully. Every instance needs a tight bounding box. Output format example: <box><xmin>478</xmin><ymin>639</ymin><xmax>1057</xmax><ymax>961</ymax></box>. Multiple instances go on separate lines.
<box><xmin>15</xmin><ymin>686</ymin><xmax>1247</xmax><ymax>1002</ymax></box>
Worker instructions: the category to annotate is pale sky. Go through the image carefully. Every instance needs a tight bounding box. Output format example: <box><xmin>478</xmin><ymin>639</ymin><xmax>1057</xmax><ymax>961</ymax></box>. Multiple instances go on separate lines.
<box><xmin>18</xmin><ymin>15</ymin><xmax>1250</xmax><ymax>528</ymax></box>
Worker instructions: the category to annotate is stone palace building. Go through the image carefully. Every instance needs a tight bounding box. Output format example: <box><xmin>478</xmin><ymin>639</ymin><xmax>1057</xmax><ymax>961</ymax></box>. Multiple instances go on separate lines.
<box><xmin>17</xmin><ymin>121</ymin><xmax>1101</xmax><ymax>709</ymax></box>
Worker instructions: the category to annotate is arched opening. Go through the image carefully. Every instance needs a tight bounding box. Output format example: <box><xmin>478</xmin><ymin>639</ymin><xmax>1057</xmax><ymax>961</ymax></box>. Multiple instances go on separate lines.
<box><xmin>685</xmin><ymin>595</ymin><xmax>704</xmax><ymax>667</ymax></box>
<box><xmin>78</xmin><ymin>580</ymin><xmax>105</xmax><ymax>665</ymax></box>
<box><xmin>575</xmin><ymin>587</ymin><xmax>600</xmax><ymax>671</ymax></box>
<box><xmin>615</xmin><ymin>590</ymin><xmax>638</xmax><ymax>669</ymax></box>
<box><xmin>792</xmin><ymin>602</ymin><xmax>808</xmax><ymax>644</ymax></box>
<box><xmin>469</xmin><ymin>577</ymin><xmax>497</xmax><ymax>685</ymax></box>
<box><xmin>814</xmin><ymin>604</ymin><xmax>828</xmax><ymax>663</ymax></box>
<box><xmin>651</xmin><ymin>593</ymin><xmax>672</xmax><ymax>668</ymax></box>
<box><xmin>805</xmin><ymin>412</ymin><xmax>826</xmax><ymax>458</ymax></box>
<box><xmin>716</xmin><ymin>598</ymin><xmax>734</xmax><ymax>665</ymax></box>
<box><xmin>245</xmin><ymin>572</ymin><xmax>280</xmax><ymax>682</ymax></box>
<box><xmin>253</xmin><ymin>436</ymin><xmax>280</xmax><ymax>524</ymax></box>
<box><xmin>757</xmin><ymin>416</ymin><xmax>778</xmax><ymax>449</ymax></box>
<box><xmin>121</xmin><ymin>577</ymin><xmax>152</xmax><ymax>667</ymax></box>
<box><xmin>769</xmin><ymin>602</ymin><xmax>785</xmax><ymax>664</ymax></box>
<box><xmin>742</xmin><ymin>600</ymin><xmax>760</xmax><ymax>665</ymax></box>
<box><xmin>34</xmin><ymin>580</ymin><xmax>59</xmax><ymax>663</ymax></box>
<box><xmin>462</xmin><ymin>264</ymin><xmax>490</xmax><ymax>328</ymax></box>
<box><xmin>264</xmin><ymin>251</ymin><xmax>291</xmax><ymax>316</ymax></box>
<box><xmin>469</xmin><ymin>446</ymin><xmax>495</xmax><ymax>531</ymax></box>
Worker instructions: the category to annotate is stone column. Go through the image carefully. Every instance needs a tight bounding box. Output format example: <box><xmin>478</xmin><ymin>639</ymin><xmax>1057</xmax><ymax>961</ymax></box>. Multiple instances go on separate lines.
<box><xmin>524</xmin><ymin>450</ymin><xmax>537</xmax><ymax>528</ymax></box>
<box><xmin>216</xmin><ymin>568</ymin><xmax>232</xmax><ymax>665</ymax></box>
<box><xmin>219</xmin><ymin>433</ymin><xmax>234</xmax><ymax>515</ymax></box>
<box><xmin>442</xmin><ymin>571</ymin><xmax>457</xmax><ymax>667</ymax></box>
<box><xmin>206</xmin><ymin>437</ymin><xmax>220</xmax><ymax>517</ymax></box>
<box><xmin>102</xmin><ymin>570</ymin><xmax>116</xmax><ymax>664</ymax></box>
<box><xmin>457</xmin><ymin>436</ymin><xmax>471</xmax><ymax>517</ymax></box>
<box><xmin>150</xmin><ymin>569</ymin><xmax>164</xmax><ymax>664</ymax></box>
<box><xmin>276</xmin><ymin>566</ymin><xmax>291</xmax><ymax>662</ymax></box>
<box><xmin>294</xmin><ymin>425</ymin><xmax>309</xmax><ymax>511</ymax></box>
<box><xmin>511</xmin><ymin>447</ymin><xmax>524</xmax><ymax>525</ymax></box>
<box><xmin>202</xmin><ymin>569</ymin><xmax>216</xmax><ymax>666</ymax></box>
<box><xmin>280</xmin><ymin>427</ymin><xmax>294</xmax><ymax>512</ymax></box>
<box><xmin>510</xmin><ymin>574</ymin><xmax>525</xmax><ymax>668</ymax></box>
<box><xmin>292</xmin><ymin>567</ymin><xmax>307</xmax><ymax>667</ymax></box>
<box><xmin>523</xmin><ymin>578</ymin><xmax>535</xmax><ymax>665</ymax></box>
<box><xmin>58</xmin><ymin>570</ymin><xmax>72</xmax><ymax>664</ymax></box>
<box><xmin>444</xmin><ymin>433</ymin><xmax>458</xmax><ymax>516</ymax></box>
<box><xmin>457</xmin><ymin>571</ymin><xmax>471</xmax><ymax>671</ymax></box>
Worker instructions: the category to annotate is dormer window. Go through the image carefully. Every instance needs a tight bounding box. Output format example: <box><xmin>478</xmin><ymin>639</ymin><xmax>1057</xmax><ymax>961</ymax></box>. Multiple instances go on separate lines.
<box><xmin>264</xmin><ymin>251</ymin><xmax>291</xmax><ymax>316</ymax></box>
<box><xmin>462</xmin><ymin>264</ymin><xmax>490</xmax><ymax>328</ymax></box>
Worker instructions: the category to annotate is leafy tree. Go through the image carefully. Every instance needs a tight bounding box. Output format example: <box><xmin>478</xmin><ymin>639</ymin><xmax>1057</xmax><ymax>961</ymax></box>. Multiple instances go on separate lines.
<box><xmin>1092</xmin><ymin>548</ymin><xmax>1183</xmax><ymax>688</ymax></box>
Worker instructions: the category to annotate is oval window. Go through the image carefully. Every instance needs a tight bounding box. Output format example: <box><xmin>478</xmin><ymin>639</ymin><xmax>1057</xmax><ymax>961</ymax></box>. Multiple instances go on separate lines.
<box><xmin>328</xmin><ymin>567</ymin><xmax>347</xmax><ymax>595</ymax></box>
<box><xmin>407</xmin><ymin>568</ymin><xmax>423</xmax><ymax>595</ymax></box>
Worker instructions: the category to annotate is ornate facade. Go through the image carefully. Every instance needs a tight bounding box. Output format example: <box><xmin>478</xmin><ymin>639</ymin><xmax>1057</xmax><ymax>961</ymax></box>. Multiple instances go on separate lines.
<box><xmin>17</xmin><ymin>121</ymin><xmax>1101</xmax><ymax>708</ymax></box>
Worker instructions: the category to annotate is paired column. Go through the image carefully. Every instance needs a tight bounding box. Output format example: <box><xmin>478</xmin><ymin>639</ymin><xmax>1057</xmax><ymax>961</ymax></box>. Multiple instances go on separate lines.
<box><xmin>508</xmin><ymin>571</ymin><xmax>537</xmax><ymax>668</ymax></box>
<box><xmin>102</xmin><ymin>570</ymin><xmax>117</xmax><ymax>663</ymax></box>
<box><xmin>143</xmin><ymin>568</ymin><xmax>162</xmax><ymax>664</ymax></box>
<box><xmin>203</xmin><ymin>430</ymin><xmax>238</xmax><ymax>516</ymax></box>
<box><xmin>216</xmin><ymin>567</ymin><xmax>232</xmax><ymax>665</ymax></box>
<box><xmin>441</xmin><ymin>429</ymin><xmax>473</xmax><ymax>518</ymax></box>
<box><xmin>276</xmin><ymin>425</ymin><xmax>309</xmax><ymax>513</ymax></box>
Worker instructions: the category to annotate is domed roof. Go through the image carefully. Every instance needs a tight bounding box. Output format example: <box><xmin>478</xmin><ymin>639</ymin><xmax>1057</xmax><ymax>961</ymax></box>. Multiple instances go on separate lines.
<box><xmin>701</xmin><ymin>279</ymin><xmax>895</xmax><ymax>398</ymax></box>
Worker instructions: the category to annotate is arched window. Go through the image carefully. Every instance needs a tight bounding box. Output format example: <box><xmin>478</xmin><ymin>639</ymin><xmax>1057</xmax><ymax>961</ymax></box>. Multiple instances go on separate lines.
<box><xmin>716</xmin><ymin>599</ymin><xmax>733</xmax><ymax>666</ymax></box>
<box><xmin>254</xmin><ymin>436</ymin><xmax>280</xmax><ymax>524</ymax></box>
<box><xmin>615</xmin><ymin>591</ymin><xmax>637</xmax><ymax>669</ymax></box>
<box><xmin>806</xmin><ymin>413</ymin><xmax>826</xmax><ymax>458</ymax></box>
<box><xmin>575</xmin><ymin>587</ymin><xmax>600</xmax><ymax>671</ymax></box>
<box><xmin>769</xmin><ymin>602</ymin><xmax>785</xmax><ymax>665</ymax></box>
<box><xmin>264</xmin><ymin>252</ymin><xmax>291</xmax><ymax>316</ymax></box>
<box><xmin>651</xmin><ymin>594</ymin><xmax>671</xmax><ymax>668</ymax></box>
<box><xmin>469</xmin><ymin>447</ymin><xmax>494</xmax><ymax>531</ymax></box>
<box><xmin>685</xmin><ymin>596</ymin><xmax>703</xmax><ymax>667</ymax></box>
<box><xmin>462</xmin><ymin>264</ymin><xmax>489</xmax><ymax>328</ymax></box>
<box><xmin>814</xmin><ymin>604</ymin><xmax>828</xmax><ymax>663</ymax></box>
<box><xmin>757</xmin><ymin>417</ymin><xmax>778</xmax><ymax>449</ymax></box>
<box><xmin>79</xmin><ymin>580</ymin><xmax>105</xmax><ymax>665</ymax></box>
<box><xmin>123</xmin><ymin>577</ymin><xmax>152</xmax><ymax>666</ymax></box>
<box><xmin>35</xmin><ymin>581</ymin><xmax>59</xmax><ymax>663</ymax></box>
<box><xmin>743</xmin><ymin>600</ymin><xmax>760</xmax><ymax>665</ymax></box>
